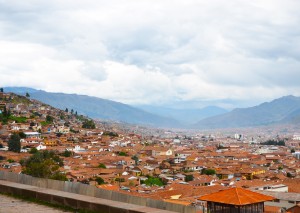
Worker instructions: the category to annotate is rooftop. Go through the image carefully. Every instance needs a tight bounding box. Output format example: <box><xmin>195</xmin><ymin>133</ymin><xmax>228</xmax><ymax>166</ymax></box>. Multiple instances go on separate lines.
<box><xmin>198</xmin><ymin>187</ymin><xmax>274</xmax><ymax>206</ymax></box>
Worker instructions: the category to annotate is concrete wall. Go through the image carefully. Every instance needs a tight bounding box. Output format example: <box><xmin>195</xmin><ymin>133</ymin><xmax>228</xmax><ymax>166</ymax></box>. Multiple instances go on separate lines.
<box><xmin>0</xmin><ymin>171</ymin><xmax>195</xmax><ymax>213</ymax></box>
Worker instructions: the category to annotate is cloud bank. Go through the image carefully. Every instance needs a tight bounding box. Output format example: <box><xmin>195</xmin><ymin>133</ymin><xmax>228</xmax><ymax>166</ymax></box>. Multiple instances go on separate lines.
<box><xmin>1</xmin><ymin>0</ymin><xmax>300</xmax><ymax>107</ymax></box>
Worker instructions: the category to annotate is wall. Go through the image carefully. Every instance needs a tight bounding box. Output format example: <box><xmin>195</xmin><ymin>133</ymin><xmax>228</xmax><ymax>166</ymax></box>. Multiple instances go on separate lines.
<box><xmin>0</xmin><ymin>171</ymin><xmax>195</xmax><ymax>213</ymax></box>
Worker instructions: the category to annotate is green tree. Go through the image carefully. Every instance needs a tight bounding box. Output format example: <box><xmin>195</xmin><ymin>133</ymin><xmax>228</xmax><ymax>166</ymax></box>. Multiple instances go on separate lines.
<box><xmin>18</xmin><ymin>131</ymin><xmax>26</xmax><ymax>139</ymax></box>
<box><xmin>0</xmin><ymin>88</ymin><xmax>3</xmax><ymax>92</ymax></box>
<box><xmin>98</xmin><ymin>163</ymin><xmax>106</xmax><ymax>168</ymax></box>
<box><xmin>131</xmin><ymin>155</ymin><xmax>139</xmax><ymax>166</ymax></box>
<box><xmin>143</xmin><ymin>176</ymin><xmax>164</xmax><ymax>186</ymax></box>
<box><xmin>185</xmin><ymin>174</ymin><xmax>194</xmax><ymax>182</ymax></box>
<box><xmin>95</xmin><ymin>176</ymin><xmax>105</xmax><ymax>185</ymax></box>
<box><xmin>65</xmin><ymin>108</ymin><xmax>68</xmax><ymax>113</ymax></box>
<box><xmin>71</xmin><ymin>109</ymin><xmax>74</xmax><ymax>114</ymax></box>
<box><xmin>46</xmin><ymin>115</ymin><xmax>54</xmax><ymax>123</ymax></box>
<box><xmin>22</xmin><ymin>150</ymin><xmax>66</xmax><ymax>180</ymax></box>
<box><xmin>8</xmin><ymin>133</ymin><xmax>21</xmax><ymax>153</ymax></box>
<box><xmin>118</xmin><ymin>151</ymin><xmax>128</xmax><ymax>156</ymax></box>
<box><xmin>201</xmin><ymin>169</ymin><xmax>216</xmax><ymax>175</ymax></box>
<box><xmin>62</xmin><ymin>150</ymin><xmax>72</xmax><ymax>157</ymax></box>
<box><xmin>25</xmin><ymin>92</ymin><xmax>30</xmax><ymax>98</ymax></box>
<box><xmin>287</xmin><ymin>172</ymin><xmax>293</xmax><ymax>178</ymax></box>
<box><xmin>82</xmin><ymin>119</ymin><xmax>96</xmax><ymax>129</ymax></box>
<box><xmin>29</xmin><ymin>147</ymin><xmax>38</xmax><ymax>154</ymax></box>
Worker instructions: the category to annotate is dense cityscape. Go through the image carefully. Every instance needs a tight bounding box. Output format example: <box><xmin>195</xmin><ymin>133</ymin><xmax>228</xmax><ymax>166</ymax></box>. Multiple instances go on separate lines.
<box><xmin>1</xmin><ymin>90</ymin><xmax>300</xmax><ymax>212</ymax></box>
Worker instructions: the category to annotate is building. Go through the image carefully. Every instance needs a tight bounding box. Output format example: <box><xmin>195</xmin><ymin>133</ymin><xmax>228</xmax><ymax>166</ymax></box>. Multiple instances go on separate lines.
<box><xmin>198</xmin><ymin>187</ymin><xmax>274</xmax><ymax>213</ymax></box>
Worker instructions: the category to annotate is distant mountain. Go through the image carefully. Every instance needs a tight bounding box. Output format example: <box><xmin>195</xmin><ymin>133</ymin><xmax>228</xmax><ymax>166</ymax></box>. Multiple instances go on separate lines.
<box><xmin>4</xmin><ymin>87</ymin><xmax>182</xmax><ymax>128</ymax></box>
<box><xmin>136</xmin><ymin>105</ymin><xmax>228</xmax><ymax>125</ymax></box>
<box><xmin>194</xmin><ymin>95</ymin><xmax>300</xmax><ymax>129</ymax></box>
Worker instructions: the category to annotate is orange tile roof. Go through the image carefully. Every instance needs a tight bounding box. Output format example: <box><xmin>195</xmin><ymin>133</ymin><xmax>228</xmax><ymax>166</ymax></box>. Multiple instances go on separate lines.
<box><xmin>198</xmin><ymin>187</ymin><xmax>274</xmax><ymax>205</ymax></box>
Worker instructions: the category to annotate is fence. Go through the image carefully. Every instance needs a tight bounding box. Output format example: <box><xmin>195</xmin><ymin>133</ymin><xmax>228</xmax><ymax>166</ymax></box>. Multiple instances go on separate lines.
<box><xmin>0</xmin><ymin>171</ymin><xmax>195</xmax><ymax>213</ymax></box>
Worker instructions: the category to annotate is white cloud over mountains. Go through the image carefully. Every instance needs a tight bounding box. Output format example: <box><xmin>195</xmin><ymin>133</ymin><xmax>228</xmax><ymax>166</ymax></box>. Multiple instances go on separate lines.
<box><xmin>1</xmin><ymin>0</ymin><xmax>300</xmax><ymax>107</ymax></box>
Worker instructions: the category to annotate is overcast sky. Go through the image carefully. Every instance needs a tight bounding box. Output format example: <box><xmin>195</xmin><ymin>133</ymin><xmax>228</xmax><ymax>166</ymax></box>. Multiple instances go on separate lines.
<box><xmin>1</xmin><ymin>0</ymin><xmax>300</xmax><ymax>108</ymax></box>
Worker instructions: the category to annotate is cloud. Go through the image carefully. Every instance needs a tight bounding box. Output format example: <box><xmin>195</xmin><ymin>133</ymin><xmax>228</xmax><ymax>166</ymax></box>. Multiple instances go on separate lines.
<box><xmin>1</xmin><ymin>0</ymin><xmax>300</xmax><ymax>107</ymax></box>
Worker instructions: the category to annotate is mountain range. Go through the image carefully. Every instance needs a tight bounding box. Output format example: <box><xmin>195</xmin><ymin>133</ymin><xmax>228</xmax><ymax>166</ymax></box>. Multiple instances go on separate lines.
<box><xmin>4</xmin><ymin>87</ymin><xmax>300</xmax><ymax>129</ymax></box>
<box><xmin>4</xmin><ymin>87</ymin><xmax>182</xmax><ymax>128</ymax></box>
<box><xmin>194</xmin><ymin>95</ymin><xmax>300</xmax><ymax>129</ymax></box>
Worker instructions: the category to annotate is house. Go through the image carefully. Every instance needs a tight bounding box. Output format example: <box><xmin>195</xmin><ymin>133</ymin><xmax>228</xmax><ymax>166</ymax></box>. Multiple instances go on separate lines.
<box><xmin>36</xmin><ymin>144</ymin><xmax>47</xmax><ymax>150</ymax></box>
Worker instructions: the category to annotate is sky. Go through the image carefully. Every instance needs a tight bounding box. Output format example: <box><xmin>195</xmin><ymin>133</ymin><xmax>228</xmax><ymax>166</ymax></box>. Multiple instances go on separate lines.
<box><xmin>1</xmin><ymin>0</ymin><xmax>300</xmax><ymax>109</ymax></box>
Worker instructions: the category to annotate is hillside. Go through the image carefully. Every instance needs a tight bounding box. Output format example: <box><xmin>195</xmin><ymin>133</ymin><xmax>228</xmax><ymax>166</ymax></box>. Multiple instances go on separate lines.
<box><xmin>194</xmin><ymin>95</ymin><xmax>300</xmax><ymax>129</ymax></box>
<box><xmin>4</xmin><ymin>87</ymin><xmax>182</xmax><ymax>128</ymax></box>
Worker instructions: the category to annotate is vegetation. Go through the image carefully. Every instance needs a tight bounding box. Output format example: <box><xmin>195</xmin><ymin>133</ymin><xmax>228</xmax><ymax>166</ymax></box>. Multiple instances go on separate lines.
<box><xmin>291</xmin><ymin>148</ymin><xmax>295</xmax><ymax>153</ymax></box>
<box><xmin>201</xmin><ymin>169</ymin><xmax>216</xmax><ymax>175</ymax></box>
<box><xmin>142</xmin><ymin>176</ymin><xmax>165</xmax><ymax>186</ymax></box>
<box><xmin>102</xmin><ymin>131</ymin><xmax>118</xmax><ymax>137</ymax></box>
<box><xmin>62</xmin><ymin>150</ymin><xmax>72</xmax><ymax>157</ymax></box>
<box><xmin>118</xmin><ymin>151</ymin><xmax>128</xmax><ymax>156</ymax></box>
<box><xmin>8</xmin><ymin>133</ymin><xmax>21</xmax><ymax>153</ymax></box>
<box><xmin>18</xmin><ymin>131</ymin><xmax>26</xmax><ymax>139</ymax></box>
<box><xmin>21</xmin><ymin>150</ymin><xmax>67</xmax><ymax>181</ymax></box>
<box><xmin>131</xmin><ymin>155</ymin><xmax>139</xmax><ymax>165</ymax></box>
<box><xmin>185</xmin><ymin>174</ymin><xmax>194</xmax><ymax>182</ymax></box>
<box><xmin>46</xmin><ymin>115</ymin><xmax>54</xmax><ymax>123</ymax></box>
<box><xmin>82</xmin><ymin>119</ymin><xmax>95</xmax><ymax>129</ymax></box>
<box><xmin>261</xmin><ymin>139</ymin><xmax>285</xmax><ymax>146</ymax></box>
<box><xmin>98</xmin><ymin>163</ymin><xmax>106</xmax><ymax>169</ymax></box>
<box><xmin>29</xmin><ymin>147</ymin><xmax>38</xmax><ymax>154</ymax></box>
<box><xmin>95</xmin><ymin>176</ymin><xmax>105</xmax><ymax>185</ymax></box>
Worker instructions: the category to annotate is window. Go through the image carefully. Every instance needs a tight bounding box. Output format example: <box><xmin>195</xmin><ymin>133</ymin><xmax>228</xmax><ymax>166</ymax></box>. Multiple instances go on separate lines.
<box><xmin>274</xmin><ymin>199</ymin><xmax>280</xmax><ymax>203</ymax></box>
<box><xmin>288</xmin><ymin>201</ymin><xmax>295</xmax><ymax>204</ymax></box>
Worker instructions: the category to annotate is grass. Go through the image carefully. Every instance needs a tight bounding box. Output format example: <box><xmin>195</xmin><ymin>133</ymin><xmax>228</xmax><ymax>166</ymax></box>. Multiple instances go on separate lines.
<box><xmin>0</xmin><ymin>192</ymin><xmax>100</xmax><ymax>213</ymax></box>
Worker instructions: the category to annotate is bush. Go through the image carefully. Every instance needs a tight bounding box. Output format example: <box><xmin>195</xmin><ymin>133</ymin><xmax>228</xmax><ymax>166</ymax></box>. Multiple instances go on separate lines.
<box><xmin>22</xmin><ymin>150</ymin><xmax>66</xmax><ymax>180</ymax></box>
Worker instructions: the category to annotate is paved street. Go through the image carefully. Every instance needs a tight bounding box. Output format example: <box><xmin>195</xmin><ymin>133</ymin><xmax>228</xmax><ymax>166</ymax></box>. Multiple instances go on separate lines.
<box><xmin>0</xmin><ymin>194</ymin><xmax>72</xmax><ymax>213</ymax></box>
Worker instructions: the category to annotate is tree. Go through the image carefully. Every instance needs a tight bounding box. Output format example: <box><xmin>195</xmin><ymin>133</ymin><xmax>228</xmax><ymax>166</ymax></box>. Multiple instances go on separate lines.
<box><xmin>0</xmin><ymin>88</ymin><xmax>3</xmax><ymax>92</ymax></box>
<box><xmin>8</xmin><ymin>133</ymin><xmax>21</xmax><ymax>153</ymax></box>
<box><xmin>18</xmin><ymin>131</ymin><xmax>26</xmax><ymax>139</ymax></box>
<box><xmin>62</xmin><ymin>150</ymin><xmax>72</xmax><ymax>157</ymax></box>
<box><xmin>46</xmin><ymin>115</ymin><xmax>54</xmax><ymax>123</ymax></box>
<box><xmin>82</xmin><ymin>119</ymin><xmax>95</xmax><ymax>129</ymax></box>
<box><xmin>287</xmin><ymin>172</ymin><xmax>293</xmax><ymax>178</ymax></box>
<box><xmin>185</xmin><ymin>174</ymin><xmax>194</xmax><ymax>182</ymax></box>
<box><xmin>29</xmin><ymin>147</ymin><xmax>38</xmax><ymax>154</ymax></box>
<box><xmin>95</xmin><ymin>176</ymin><xmax>105</xmax><ymax>185</ymax></box>
<box><xmin>291</xmin><ymin>149</ymin><xmax>295</xmax><ymax>153</ymax></box>
<box><xmin>71</xmin><ymin>109</ymin><xmax>74</xmax><ymax>114</ymax></box>
<box><xmin>98</xmin><ymin>163</ymin><xmax>106</xmax><ymax>168</ymax></box>
<box><xmin>22</xmin><ymin>150</ymin><xmax>66</xmax><ymax>180</ymax></box>
<box><xmin>25</xmin><ymin>92</ymin><xmax>30</xmax><ymax>98</ymax></box>
<box><xmin>118</xmin><ymin>151</ymin><xmax>128</xmax><ymax>156</ymax></box>
<box><xmin>201</xmin><ymin>169</ymin><xmax>216</xmax><ymax>175</ymax></box>
<box><xmin>131</xmin><ymin>155</ymin><xmax>139</xmax><ymax>166</ymax></box>
<box><xmin>65</xmin><ymin>108</ymin><xmax>68</xmax><ymax>113</ymax></box>
<box><xmin>142</xmin><ymin>176</ymin><xmax>165</xmax><ymax>186</ymax></box>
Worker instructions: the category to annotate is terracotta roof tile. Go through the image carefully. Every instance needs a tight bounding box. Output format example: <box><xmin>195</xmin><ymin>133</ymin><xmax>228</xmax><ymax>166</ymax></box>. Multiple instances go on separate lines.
<box><xmin>198</xmin><ymin>187</ymin><xmax>274</xmax><ymax>205</ymax></box>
